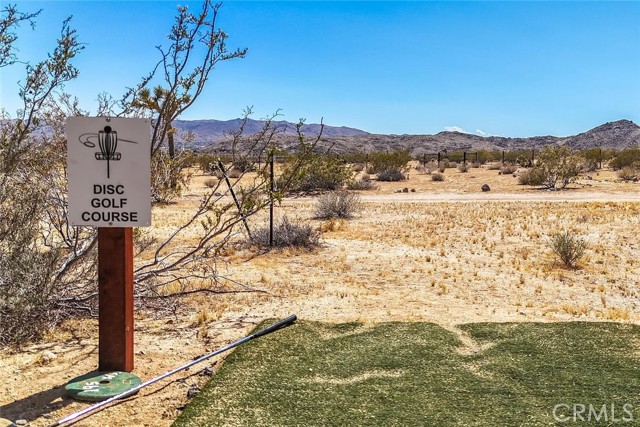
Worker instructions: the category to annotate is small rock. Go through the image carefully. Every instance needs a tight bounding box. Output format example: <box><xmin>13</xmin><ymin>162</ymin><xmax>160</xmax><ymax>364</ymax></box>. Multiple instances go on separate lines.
<box><xmin>14</xmin><ymin>420</ymin><xmax>28</xmax><ymax>427</ymax></box>
<box><xmin>402</xmin><ymin>188</ymin><xmax>409</xmax><ymax>193</ymax></box>
<box><xmin>410</xmin><ymin>188</ymin><xmax>416</xmax><ymax>192</ymax></box>
<box><xmin>187</xmin><ymin>386</ymin><xmax>201</xmax><ymax>398</ymax></box>
<box><xmin>41</xmin><ymin>350</ymin><xmax>56</xmax><ymax>364</ymax></box>
<box><xmin>394</xmin><ymin>189</ymin><xmax>402</xmax><ymax>193</ymax></box>
<box><xmin>201</xmin><ymin>367</ymin><xmax>214</xmax><ymax>376</ymax></box>
<box><xmin>481</xmin><ymin>184</ymin><xmax>490</xmax><ymax>192</ymax></box>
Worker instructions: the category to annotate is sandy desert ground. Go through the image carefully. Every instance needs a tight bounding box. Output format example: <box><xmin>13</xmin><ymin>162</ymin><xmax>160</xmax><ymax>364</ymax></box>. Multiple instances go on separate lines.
<box><xmin>2</xmin><ymin>164</ymin><xmax>639</xmax><ymax>427</ymax></box>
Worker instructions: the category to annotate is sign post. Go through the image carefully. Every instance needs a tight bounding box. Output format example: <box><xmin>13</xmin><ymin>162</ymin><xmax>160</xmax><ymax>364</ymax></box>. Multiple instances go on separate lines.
<box><xmin>67</xmin><ymin>117</ymin><xmax>151</xmax><ymax>372</ymax></box>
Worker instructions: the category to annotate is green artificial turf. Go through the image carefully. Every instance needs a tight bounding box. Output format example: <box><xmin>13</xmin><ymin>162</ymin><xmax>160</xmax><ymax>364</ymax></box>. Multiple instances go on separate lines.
<box><xmin>173</xmin><ymin>321</ymin><xmax>640</xmax><ymax>426</ymax></box>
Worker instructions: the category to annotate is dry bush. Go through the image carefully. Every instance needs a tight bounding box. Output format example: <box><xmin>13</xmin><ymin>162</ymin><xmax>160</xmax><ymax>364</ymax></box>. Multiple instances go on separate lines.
<box><xmin>550</xmin><ymin>230</ymin><xmax>586</xmax><ymax>268</ymax></box>
<box><xmin>227</xmin><ymin>168</ymin><xmax>242</xmax><ymax>179</ymax></box>
<box><xmin>499</xmin><ymin>164</ymin><xmax>518</xmax><ymax>175</ymax></box>
<box><xmin>377</xmin><ymin>168</ymin><xmax>406</xmax><ymax>182</ymax></box>
<box><xmin>352</xmin><ymin>163</ymin><xmax>365</xmax><ymax>173</ymax></box>
<box><xmin>457</xmin><ymin>163</ymin><xmax>469</xmax><ymax>173</ymax></box>
<box><xmin>252</xmin><ymin>216</ymin><xmax>320</xmax><ymax>248</ymax></box>
<box><xmin>315</xmin><ymin>191</ymin><xmax>361</xmax><ymax>219</ymax></box>
<box><xmin>617</xmin><ymin>167</ymin><xmax>638</xmax><ymax>182</ymax></box>
<box><xmin>518</xmin><ymin>168</ymin><xmax>546</xmax><ymax>186</ymax></box>
<box><xmin>432</xmin><ymin>172</ymin><xmax>445</xmax><ymax>181</ymax></box>
<box><xmin>346</xmin><ymin>175</ymin><xmax>377</xmax><ymax>190</ymax></box>
<box><xmin>424</xmin><ymin>161</ymin><xmax>438</xmax><ymax>174</ymax></box>
<box><xmin>204</xmin><ymin>178</ymin><xmax>218</xmax><ymax>188</ymax></box>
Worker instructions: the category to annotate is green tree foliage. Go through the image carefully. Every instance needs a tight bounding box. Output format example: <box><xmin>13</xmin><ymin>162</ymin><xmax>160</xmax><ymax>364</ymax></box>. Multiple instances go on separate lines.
<box><xmin>368</xmin><ymin>150</ymin><xmax>412</xmax><ymax>174</ymax></box>
<box><xmin>0</xmin><ymin>2</ymin><xmax>320</xmax><ymax>346</ymax></box>
<box><xmin>529</xmin><ymin>146</ymin><xmax>581</xmax><ymax>190</ymax></box>
<box><xmin>279</xmin><ymin>153</ymin><xmax>352</xmax><ymax>192</ymax></box>
<box><xmin>609</xmin><ymin>148</ymin><xmax>640</xmax><ymax>170</ymax></box>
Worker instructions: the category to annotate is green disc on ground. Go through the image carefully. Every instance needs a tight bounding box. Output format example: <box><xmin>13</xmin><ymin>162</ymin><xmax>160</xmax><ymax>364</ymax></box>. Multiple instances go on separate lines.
<box><xmin>65</xmin><ymin>371</ymin><xmax>142</xmax><ymax>402</ymax></box>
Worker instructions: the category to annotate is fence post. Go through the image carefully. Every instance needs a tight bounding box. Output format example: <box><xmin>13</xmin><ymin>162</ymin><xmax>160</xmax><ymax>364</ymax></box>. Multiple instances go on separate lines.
<box><xmin>269</xmin><ymin>152</ymin><xmax>274</xmax><ymax>247</ymax></box>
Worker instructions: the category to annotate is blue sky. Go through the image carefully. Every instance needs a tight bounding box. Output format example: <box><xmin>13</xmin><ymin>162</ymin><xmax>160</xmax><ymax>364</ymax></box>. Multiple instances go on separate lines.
<box><xmin>1</xmin><ymin>1</ymin><xmax>639</xmax><ymax>137</ymax></box>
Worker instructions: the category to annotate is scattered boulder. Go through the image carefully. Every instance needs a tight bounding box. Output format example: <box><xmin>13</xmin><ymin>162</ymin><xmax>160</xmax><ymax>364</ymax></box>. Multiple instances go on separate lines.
<box><xmin>402</xmin><ymin>188</ymin><xmax>409</xmax><ymax>193</ymax></box>
<box><xmin>481</xmin><ymin>184</ymin><xmax>490</xmax><ymax>192</ymax></box>
<box><xmin>410</xmin><ymin>188</ymin><xmax>416</xmax><ymax>192</ymax></box>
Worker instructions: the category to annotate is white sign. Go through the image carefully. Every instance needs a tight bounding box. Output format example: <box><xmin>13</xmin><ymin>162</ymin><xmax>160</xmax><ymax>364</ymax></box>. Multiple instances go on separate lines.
<box><xmin>67</xmin><ymin>117</ymin><xmax>151</xmax><ymax>227</ymax></box>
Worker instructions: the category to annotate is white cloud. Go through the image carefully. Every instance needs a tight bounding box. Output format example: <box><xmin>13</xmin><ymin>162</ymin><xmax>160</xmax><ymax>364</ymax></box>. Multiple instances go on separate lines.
<box><xmin>444</xmin><ymin>126</ymin><xmax>467</xmax><ymax>133</ymax></box>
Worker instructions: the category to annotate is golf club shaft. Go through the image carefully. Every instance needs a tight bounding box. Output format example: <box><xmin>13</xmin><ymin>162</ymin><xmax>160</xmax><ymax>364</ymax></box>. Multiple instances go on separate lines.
<box><xmin>50</xmin><ymin>315</ymin><xmax>297</xmax><ymax>427</ymax></box>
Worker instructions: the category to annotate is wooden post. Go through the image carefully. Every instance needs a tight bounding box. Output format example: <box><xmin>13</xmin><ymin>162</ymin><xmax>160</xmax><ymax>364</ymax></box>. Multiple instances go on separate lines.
<box><xmin>98</xmin><ymin>227</ymin><xmax>134</xmax><ymax>372</ymax></box>
<box><xmin>463</xmin><ymin>151</ymin><xmax>467</xmax><ymax>165</ymax></box>
<box><xmin>502</xmin><ymin>150</ymin><xmax>505</xmax><ymax>163</ymax></box>
<box><xmin>599</xmin><ymin>148</ymin><xmax>603</xmax><ymax>170</ymax></box>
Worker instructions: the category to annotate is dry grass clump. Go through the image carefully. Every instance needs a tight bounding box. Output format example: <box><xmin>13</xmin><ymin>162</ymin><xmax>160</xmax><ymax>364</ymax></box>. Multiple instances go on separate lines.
<box><xmin>252</xmin><ymin>216</ymin><xmax>320</xmax><ymax>248</ymax></box>
<box><xmin>432</xmin><ymin>172</ymin><xmax>445</xmax><ymax>181</ymax></box>
<box><xmin>346</xmin><ymin>175</ymin><xmax>377</xmax><ymax>190</ymax></box>
<box><xmin>617</xmin><ymin>167</ymin><xmax>638</xmax><ymax>182</ymax></box>
<box><xmin>499</xmin><ymin>164</ymin><xmax>518</xmax><ymax>175</ymax></box>
<box><xmin>315</xmin><ymin>191</ymin><xmax>362</xmax><ymax>219</ymax></box>
<box><xmin>550</xmin><ymin>230</ymin><xmax>587</xmax><ymax>268</ymax></box>
<box><xmin>377</xmin><ymin>169</ymin><xmax>406</xmax><ymax>182</ymax></box>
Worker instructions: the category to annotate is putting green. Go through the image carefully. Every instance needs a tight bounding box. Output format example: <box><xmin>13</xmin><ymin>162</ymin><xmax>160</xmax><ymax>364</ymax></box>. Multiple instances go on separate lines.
<box><xmin>174</xmin><ymin>321</ymin><xmax>640</xmax><ymax>426</ymax></box>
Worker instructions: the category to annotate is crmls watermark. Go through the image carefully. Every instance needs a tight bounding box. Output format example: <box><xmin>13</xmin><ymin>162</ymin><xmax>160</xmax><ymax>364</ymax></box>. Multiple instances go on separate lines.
<box><xmin>553</xmin><ymin>403</ymin><xmax>634</xmax><ymax>423</ymax></box>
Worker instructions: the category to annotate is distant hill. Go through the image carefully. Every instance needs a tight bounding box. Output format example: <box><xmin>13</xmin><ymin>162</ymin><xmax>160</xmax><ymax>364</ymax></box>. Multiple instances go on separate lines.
<box><xmin>172</xmin><ymin>118</ymin><xmax>640</xmax><ymax>155</ymax></box>
<box><xmin>173</xmin><ymin>118</ymin><xmax>369</xmax><ymax>143</ymax></box>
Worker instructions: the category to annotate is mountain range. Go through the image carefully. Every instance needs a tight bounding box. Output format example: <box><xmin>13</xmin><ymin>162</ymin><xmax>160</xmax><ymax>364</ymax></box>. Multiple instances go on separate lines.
<box><xmin>172</xmin><ymin>119</ymin><xmax>640</xmax><ymax>155</ymax></box>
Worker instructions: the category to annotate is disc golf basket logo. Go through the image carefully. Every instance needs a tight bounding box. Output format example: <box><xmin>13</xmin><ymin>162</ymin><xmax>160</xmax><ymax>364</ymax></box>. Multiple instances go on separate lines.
<box><xmin>79</xmin><ymin>125</ymin><xmax>137</xmax><ymax>179</ymax></box>
<box><xmin>96</xmin><ymin>126</ymin><xmax>121</xmax><ymax>178</ymax></box>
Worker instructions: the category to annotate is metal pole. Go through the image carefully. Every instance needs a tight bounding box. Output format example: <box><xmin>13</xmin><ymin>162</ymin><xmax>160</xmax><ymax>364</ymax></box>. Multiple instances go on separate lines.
<box><xmin>217</xmin><ymin>160</ymin><xmax>252</xmax><ymax>240</ymax></box>
<box><xmin>98</xmin><ymin>227</ymin><xmax>134</xmax><ymax>372</ymax></box>
<box><xmin>269</xmin><ymin>153</ymin><xmax>274</xmax><ymax>247</ymax></box>
<box><xmin>50</xmin><ymin>315</ymin><xmax>298</xmax><ymax>427</ymax></box>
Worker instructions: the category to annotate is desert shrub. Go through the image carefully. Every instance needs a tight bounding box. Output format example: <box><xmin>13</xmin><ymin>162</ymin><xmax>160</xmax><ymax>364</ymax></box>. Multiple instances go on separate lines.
<box><xmin>550</xmin><ymin>230</ymin><xmax>586</xmax><ymax>268</ymax></box>
<box><xmin>346</xmin><ymin>175</ymin><xmax>377</xmax><ymax>190</ymax></box>
<box><xmin>352</xmin><ymin>163</ymin><xmax>365</xmax><ymax>173</ymax></box>
<box><xmin>232</xmin><ymin>157</ymin><xmax>254</xmax><ymax>173</ymax></box>
<box><xmin>424</xmin><ymin>161</ymin><xmax>438</xmax><ymax>174</ymax></box>
<box><xmin>617</xmin><ymin>166</ymin><xmax>638</xmax><ymax>182</ymax></box>
<box><xmin>457</xmin><ymin>163</ymin><xmax>469</xmax><ymax>173</ymax></box>
<box><xmin>368</xmin><ymin>150</ymin><xmax>412</xmax><ymax>174</ymax></box>
<box><xmin>499</xmin><ymin>164</ymin><xmax>518</xmax><ymax>175</ymax></box>
<box><xmin>252</xmin><ymin>216</ymin><xmax>320</xmax><ymax>248</ymax></box>
<box><xmin>279</xmin><ymin>153</ymin><xmax>351</xmax><ymax>192</ymax></box>
<box><xmin>609</xmin><ymin>148</ymin><xmax>640</xmax><ymax>170</ymax></box>
<box><xmin>518</xmin><ymin>168</ymin><xmax>546</xmax><ymax>186</ymax></box>
<box><xmin>432</xmin><ymin>172</ymin><xmax>444</xmax><ymax>181</ymax></box>
<box><xmin>447</xmin><ymin>161</ymin><xmax>458</xmax><ymax>169</ymax></box>
<box><xmin>204</xmin><ymin>178</ymin><xmax>218</xmax><ymax>188</ymax></box>
<box><xmin>487</xmin><ymin>162</ymin><xmax>502</xmax><ymax>170</ymax></box>
<box><xmin>533</xmin><ymin>146</ymin><xmax>581</xmax><ymax>189</ymax></box>
<box><xmin>470</xmin><ymin>162</ymin><xmax>482</xmax><ymax>168</ymax></box>
<box><xmin>151</xmin><ymin>150</ymin><xmax>193</xmax><ymax>204</ymax></box>
<box><xmin>377</xmin><ymin>168</ymin><xmax>406</xmax><ymax>182</ymax></box>
<box><xmin>227</xmin><ymin>168</ymin><xmax>242</xmax><ymax>179</ymax></box>
<box><xmin>315</xmin><ymin>191</ymin><xmax>361</xmax><ymax>219</ymax></box>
